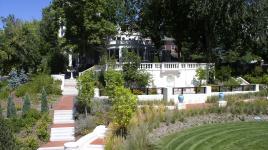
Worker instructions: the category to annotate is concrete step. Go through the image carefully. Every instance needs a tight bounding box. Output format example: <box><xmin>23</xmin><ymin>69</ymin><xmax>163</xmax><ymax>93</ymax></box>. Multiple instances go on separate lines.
<box><xmin>51</xmin><ymin>127</ymin><xmax>74</xmax><ymax>132</ymax></box>
<box><xmin>53</xmin><ymin>120</ymin><xmax>75</xmax><ymax>124</ymax></box>
<box><xmin>62</xmin><ymin>92</ymin><xmax>78</xmax><ymax>96</ymax></box>
<box><xmin>53</xmin><ymin>117</ymin><xmax>74</xmax><ymax>121</ymax></box>
<box><xmin>54</xmin><ymin>110</ymin><xmax>73</xmax><ymax>113</ymax></box>
<box><xmin>54</xmin><ymin>113</ymin><xmax>73</xmax><ymax>116</ymax></box>
<box><xmin>38</xmin><ymin>147</ymin><xmax>64</xmax><ymax>150</ymax></box>
<box><xmin>50</xmin><ymin>136</ymin><xmax>75</xmax><ymax>142</ymax></box>
<box><xmin>54</xmin><ymin>115</ymin><xmax>73</xmax><ymax>118</ymax></box>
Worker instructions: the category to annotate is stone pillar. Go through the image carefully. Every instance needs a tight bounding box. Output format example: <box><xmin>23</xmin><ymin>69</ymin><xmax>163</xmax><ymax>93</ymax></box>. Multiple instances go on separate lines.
<box><xmin>119</xmin><ymin>47</ymin><xmax>122</xmax><ymax>62</ymax></box>
<box><xmin>69</xmin><ymin>54</ymin><xmax>72</xmax><ymax>67</ymax></box>
<box><xmin>205</xmin><ymin>86</ymin><xmax>212</xmax><ymax>102</ymax></box>
<box><xmin>94</xmin><ymin>88</ymin><xmax>100</xmax><ymax>97</ymax></box>
<box><xmin>69</xmin><ymin>54</ymin><xmax>73</xmax><ymax>79</ymax></box>
<box><xmin>255</xmin><ymin>84</ymin><xmax>260</xmax><ymax>92</ymax></box>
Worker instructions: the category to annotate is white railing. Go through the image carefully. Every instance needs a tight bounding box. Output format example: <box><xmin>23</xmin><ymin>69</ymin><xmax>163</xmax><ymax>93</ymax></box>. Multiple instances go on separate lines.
<box><xmin>79</xmin><ymin>62</ymin><xmax>210</xmax><ymax>76</ymax></box>
<box><xmin>115</xmin><ymin>62</ymin><xmax>208</xmax><ymax>71</ymax></box>
<box><xmin>64</xmin><ymin>125</ymin><xmax>107</xmax><ymax>150</ymax></box>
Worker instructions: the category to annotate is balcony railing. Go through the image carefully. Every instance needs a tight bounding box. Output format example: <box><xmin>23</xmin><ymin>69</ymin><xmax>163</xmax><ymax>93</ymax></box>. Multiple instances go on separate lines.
<box><xmin>114</xmin><ymin>63</ymin><xmax>208</xmax><ymax>71</ymax></box>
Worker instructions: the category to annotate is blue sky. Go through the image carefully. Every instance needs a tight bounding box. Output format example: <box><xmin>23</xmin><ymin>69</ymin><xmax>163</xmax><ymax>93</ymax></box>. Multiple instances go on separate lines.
<box><xmin>0</xmin><ymin>0</ymin><xmax>51</xmax><ymax>28</ymax></box>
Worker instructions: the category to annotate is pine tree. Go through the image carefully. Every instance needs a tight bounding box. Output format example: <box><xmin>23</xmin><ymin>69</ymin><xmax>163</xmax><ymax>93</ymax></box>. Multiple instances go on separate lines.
<box><xmin>7</xmin><ymin>95</ymin><xmax>16</xmax><ymax>118</ymax></box>
<box><xmin>22</xmin><ymin>94</ymin><xmax>31</xmax><ymax>115</ymax></box>
<box><xmin>40</xmin><ymin>88</ymin><xmax>48</xmax><ymax>113</ymax></box>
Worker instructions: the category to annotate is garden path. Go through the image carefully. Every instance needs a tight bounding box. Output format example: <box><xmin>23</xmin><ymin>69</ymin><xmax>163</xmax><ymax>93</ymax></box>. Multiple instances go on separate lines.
<box><xmin>38</xmin><ymin>79</ymin><xmax>77</xmax><ymax>150</ymax></box>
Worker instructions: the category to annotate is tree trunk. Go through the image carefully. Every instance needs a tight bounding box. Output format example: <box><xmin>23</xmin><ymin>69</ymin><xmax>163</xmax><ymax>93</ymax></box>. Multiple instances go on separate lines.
<box><xmin>85</xmin><ymin>106</ymin><xmax>88</xmax><ymax>117</ymax></box>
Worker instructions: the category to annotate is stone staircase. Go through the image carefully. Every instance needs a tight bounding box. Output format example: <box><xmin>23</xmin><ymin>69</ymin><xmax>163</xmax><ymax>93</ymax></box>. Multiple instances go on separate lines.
<box><xmin>38</xmin><ymin>79</ymin><xmax>78</xmax><ymax>150</ymax></box>
<box><xmin>62</xmin><ymin>79</ymin><xmax>78</xmax><ymax>96</ymax></box>
<box><xmin>53</xmin><ymin>110</ymin><xmax>75</xmax><ymax>124</ymax></box>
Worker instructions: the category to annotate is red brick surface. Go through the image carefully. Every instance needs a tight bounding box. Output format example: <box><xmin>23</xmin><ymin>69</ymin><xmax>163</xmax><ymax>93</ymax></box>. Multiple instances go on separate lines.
<box><xmin>51</xmin><ymin>123</ymin><xmax>75</xmax><ymax>128</ymax></box>
<box><xmin>90</xmin><ymin>138</ymin><xmax>105</xmax><ymax>145</ymax></box>
<box><xmin>41</xmin><ymin>96</ymin><xmax>75</xmax><ymax>148</ymax></box>
<box><xmin>40</xmin><ymin>141</ymin><xmax>73</xmax><ymax>147</ymax></box>
<box><xmin>53</xmin><ymin>96</ymin><xmax>74</xmax><ymax>110</ymax></box>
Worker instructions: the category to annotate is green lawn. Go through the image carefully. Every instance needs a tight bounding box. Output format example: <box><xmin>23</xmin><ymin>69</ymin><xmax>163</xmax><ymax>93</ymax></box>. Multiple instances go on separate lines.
<box><xmin>156</xmin><ymin>121</ymin><xmax>268</xmax><ymax>150</ymax></box>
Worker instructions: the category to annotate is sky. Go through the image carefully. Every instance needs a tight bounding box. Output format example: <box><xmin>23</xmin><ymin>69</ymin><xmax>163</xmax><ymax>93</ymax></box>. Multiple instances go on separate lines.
<box><xmin>0</xmin><ymin>0</ymin><xmax>51</xmax><ymax>28</ymax></box>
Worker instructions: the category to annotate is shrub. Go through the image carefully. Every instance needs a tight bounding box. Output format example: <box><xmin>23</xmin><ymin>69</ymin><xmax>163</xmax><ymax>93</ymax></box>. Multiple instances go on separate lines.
<box><xmin>77</xmin><ymin>70</ymin><xmax>95</xmax><ymax>116</ymax></box>
<box><xmin>195</xmin><ymin>67</ymin><xmax>206</xmax><ymax>86</ymax></box>
<box><xmin>0</xmin><ymin>81</ymin><xmax>9</xmax><ymax>100</ymax></box>
<box><xmin>0</xmin><ymin>118</ymin><xmax>17</xmax><ymax>150</ymax></box>
<box><xmin>40</xmin><ymin>88</ymin><xmax>48</xmax><ymax>113</ymax></box>
<box><xmin>75</xmin><ymin>116</ymin><xmax>97</xmax><ymax>136</ymax></box>
<box><xmin>111</xmin><ymin>86</ymin><xmax>137</xmax><ymax>135</ymax></box>
<box><xmin>18</xmin><ymin>136</ymin><xmax>39</xmax><ymax>150</ymax></box>
<box><xmin>216</xmin><ymin>66</ymin><xmax>232</xmax><ymax>82</ymax></box>
<box><xmin>7</xmin><ymin>95</ymin><xmax>16</xmax><ymax>118</ymax></box>
<box><xmin>22</xmin><ymin>109</ymin><xmax>41</xmax><ymax>128</ymax></box>
<box><xmin>8</xmin><ymin>69</ymin><xmax>20</xmax><ymax>89</ymax></box>
<box><xmin>36</xmin><ymin>113</ymin><xmax>50</xmax><ymax>142</ymax></box>
<box><xmin>22</xmin><ymin>94</ymin><xmax>31</xmax><ymax>115</ymax></box>
<box><xmin>123</xmin><ymin>123</ymin><xmax>150</xmax><ymax>150</ymax></box>
<box><xmin>25</xmin><ymin>136</ymin><xmax>39</xmax><ymax>150</ymax></box>
<box><xmin>19</xmin><ymin>69</ymin><xmax>28</xmax><ymax>84</ymax></box>
<box><xmin>104</xmin><ymin>69</ymin><xmax>124</xmax><ymax>97</ymax></box>
<box><xmin>15</xmin><ymin>74</ymin><xmax>62</xmax><ymax>97</ymax></box>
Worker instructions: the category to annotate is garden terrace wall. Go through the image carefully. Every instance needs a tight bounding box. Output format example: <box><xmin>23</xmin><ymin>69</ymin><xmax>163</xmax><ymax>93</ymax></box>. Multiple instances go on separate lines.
<box><xmin>94</xmin><ymin>84</ymin><xmax>260</xmax><ymax>104</ymax></box>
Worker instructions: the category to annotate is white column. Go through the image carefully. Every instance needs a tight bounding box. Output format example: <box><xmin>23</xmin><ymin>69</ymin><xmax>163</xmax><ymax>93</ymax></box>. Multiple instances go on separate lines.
<box><xmin>69</xmin><ymin>54</ymin><xmax>73</xmax><ymax>79</ymax></box>
<box><xmin>69</xmin><ymin>54</ymin><xmax>72</xmax><ymax>67</ymax></box>
<box><xmin>119</xmin><ymin>47</ymin><xmax>122</xmax><ymax>62</ymax></box>
<box><xmin>255</xmin><ymin>84</ymin><xmax>260</xmax><ymax>92</ymax></box>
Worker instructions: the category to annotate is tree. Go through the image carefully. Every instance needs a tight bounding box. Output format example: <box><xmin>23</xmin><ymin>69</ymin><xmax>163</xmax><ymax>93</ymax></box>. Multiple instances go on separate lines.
<box><xmin>122</xmin><ymin>50</ymin><xmax>150</xmax><ymax>88</ymax></box>
<box><xmin>22</xmin><ymin>94</ymin><xmax>31</xmax><ymax>115</ymax></box>
<box><xmin>19</xmin><ymin>69</ymin><xmax>28</xmax><ymax>84</ymax></box>
<box><xmin>45</xmin><ymin>0</ymin><xmax>119</xmax><ymax>69</ymax></box>
<box><xmin>7</xmin><ymin>95</ymin><xmax>16</xmax><ymax>118</ymax></box>
<box><xmin>40</xmin><ymin>88</ymin><xmax>48</xmax><ymax>113</ymax></box>
<box><xmin>8</xmin><ymin>69</ymin><xmax>20</xmax><ymax>89</ymax></box>
<box><xmin>104</xmin><ymin>69</ymin><xmax>124</xmax><ymax>97</ymax></box>
<box><xmin>111</xmin><ymin>86</ymin><xmax>137</xmax><ymax>135</ymax></box>
<box><xmin>216</xmin><ymin>66</ymin><xmax>232</xmax><ymax>83</ymax></box>
<box><xmin>77</xmin><ymin>70</ymin><xmax>95</xmax><ymax>116</ymax></box>
<box><xmin>195</xmin><ymin>67</ymin><xmax>207</xmax><ymax>86</ymax></box>
<box><xmin>0</xmin><ymin>15</ymin><xmax>46</xmax><ymax>74</ymax></box>
<box><xmin>139</xmin><ymin>0</ymin><xmax>164</xmax><ymax>51</ymax></box>
<box><xmin>0</xmin><ymin>118</ymin><xmax>17</xmax><ymax>150</ymax></box>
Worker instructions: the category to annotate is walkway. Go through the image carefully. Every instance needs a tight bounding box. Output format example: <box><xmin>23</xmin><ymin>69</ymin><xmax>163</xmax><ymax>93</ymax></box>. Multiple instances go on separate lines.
<box><xmin>38</xmin><ymin>79</ymin><xmax>78</xmax><ymax>150</ymax></box>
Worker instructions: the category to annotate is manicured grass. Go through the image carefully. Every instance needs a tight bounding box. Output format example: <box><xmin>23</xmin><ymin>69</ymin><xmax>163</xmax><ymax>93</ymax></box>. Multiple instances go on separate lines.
<box><xmin>156</xmin><ymin>121</ymin><xmax>268</xmax><ymax>150</ymax></box>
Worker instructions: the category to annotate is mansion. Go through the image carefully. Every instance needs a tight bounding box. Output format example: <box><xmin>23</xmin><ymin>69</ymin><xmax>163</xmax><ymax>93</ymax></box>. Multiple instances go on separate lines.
<box><xmin>106</xmin><ymin>29</ymin><xmax>179</xmax><ymax>63</ymax></box>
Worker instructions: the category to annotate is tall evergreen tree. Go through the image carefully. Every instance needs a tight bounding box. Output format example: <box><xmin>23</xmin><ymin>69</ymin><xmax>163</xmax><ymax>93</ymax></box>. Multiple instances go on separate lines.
<box><xmin>40</xmin><ymin>88</ymin><xmax>48</xmax><ymax>113</ymax></box>
<box><xmin>7</xmin><ymin>95</ymin><xmax>16</xmax><ymax>118</ymax></box>
<box><xmin>22</xmin><ymin>94</ymin><xmax>31</xmax><ymax>115</ymax></box>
